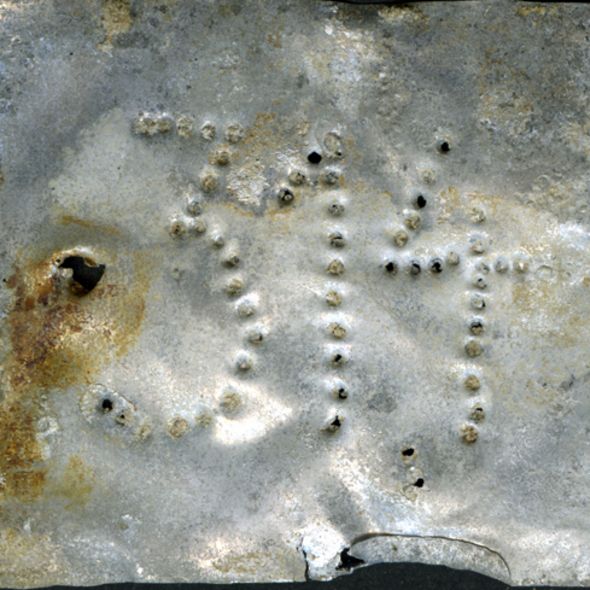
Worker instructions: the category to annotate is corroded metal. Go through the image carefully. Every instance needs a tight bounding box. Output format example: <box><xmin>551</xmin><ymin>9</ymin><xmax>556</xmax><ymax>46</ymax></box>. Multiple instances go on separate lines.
<box><xmin>0</xmin><ymin>0</ymin><xmax>589</xmax><ymax>587</ymax></box>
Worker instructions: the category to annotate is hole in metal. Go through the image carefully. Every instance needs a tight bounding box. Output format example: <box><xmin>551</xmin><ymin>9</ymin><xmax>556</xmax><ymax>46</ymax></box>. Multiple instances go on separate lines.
<box><xmin>438</xmin><ymin>140</ymin><xmax>450</xmax><ymax>154</ymax></box>
<box><xmin>337</xmin><ymin>548</ymin><xmax>366</xmax><ymax>571</ymax></box>
<box><xmin>307</xmin><ymin>151</ymin><xmax>322</xmax><ymax>165</ymax></box>
<box><xmin>59</xmin><ymin>255</ymin><xmax>105</xmax><ymax>294</ymax></box>
<box><xmin>101</xmin><ymin>398</ymin><xmax>113</xmax><ymax>413</ymax></box>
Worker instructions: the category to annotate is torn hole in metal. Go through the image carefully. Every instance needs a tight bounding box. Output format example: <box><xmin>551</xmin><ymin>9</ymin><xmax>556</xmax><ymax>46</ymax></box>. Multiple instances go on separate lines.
<box><xmin>0</xmin><ymin>0</ymin><xmax>588</xmax><ymax>587</ymax></box>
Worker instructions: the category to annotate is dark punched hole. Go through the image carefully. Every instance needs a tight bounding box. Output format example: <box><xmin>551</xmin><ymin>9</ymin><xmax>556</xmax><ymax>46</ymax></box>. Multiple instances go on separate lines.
<box><xmin>307</xmin><ymin>151</ymin><xmax>323</xmax><ymax>165</ymax></box>
<box><xmin>59</xmin><ymin>255</ymin><xmax>105</xmax><ymax>294</ymax></box>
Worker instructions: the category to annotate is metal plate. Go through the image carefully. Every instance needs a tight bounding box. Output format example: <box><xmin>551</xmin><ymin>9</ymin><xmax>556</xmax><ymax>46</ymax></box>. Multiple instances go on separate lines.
<box><xmin>0</xmin><ymin>0</ymin><xmax>589</xmax><ymax>587</ymax></box>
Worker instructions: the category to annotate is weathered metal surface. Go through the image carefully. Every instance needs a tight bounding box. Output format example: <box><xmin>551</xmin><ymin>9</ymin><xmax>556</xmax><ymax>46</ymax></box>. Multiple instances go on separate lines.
<box><xmin>0</xmin><ymin>0</ymin><xmax>589</xmax><ymax>587</ymax></box>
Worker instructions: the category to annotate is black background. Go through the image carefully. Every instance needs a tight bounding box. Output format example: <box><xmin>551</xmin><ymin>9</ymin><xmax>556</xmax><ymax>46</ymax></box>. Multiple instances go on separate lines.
<box><xmin>13</xmin><ymin>562</ymin><xmax>585</xmax><ymax>590</ymax></box>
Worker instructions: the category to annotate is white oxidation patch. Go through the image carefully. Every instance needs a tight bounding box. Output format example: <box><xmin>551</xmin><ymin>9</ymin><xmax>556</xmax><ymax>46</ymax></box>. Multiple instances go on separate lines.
<box><xmin>0</xmin><ymin>0</ymin><xmax>589</xmax><ymax>587</ymax></box>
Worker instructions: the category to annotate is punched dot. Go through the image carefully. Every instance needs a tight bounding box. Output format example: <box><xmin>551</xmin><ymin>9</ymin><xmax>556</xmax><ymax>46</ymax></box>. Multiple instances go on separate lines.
<box><xmin>461</xmin><ymin>424</ymin><xmax>479</xmax><ymax>444</ymax></box>
<box><xmin>169</xmin><ymin>218</ymin><xmax>188</xmax><ymax>238</ymax></box>
<box><xmin>186</xmin><ymin>197</ymin><xmax>203</xmax><ymax>216</ymax></box>
<box><xmin>236</xmin><ymin>354</ymin><xmax>253</xmax><ymax>372</ymax></box>
<box><xmin>225</xmin><ymin>277</ymin><xmax>244</xmax><ymax>296</ymax></box>
<box><xmin>446</xmin><ymin>251</ymin><xmax>460</xmax><ymax>266</ymax></box>
<box><xmin>513</xmin><ymin>255</ymin><xmax>530</xmax><ymax>274</ymax></box>
<box><xmin>321</xmin><ymin>169</ymin><xmax>340</xmax><ymax>186</ymax></box>
<box><xmin>329</xmin><ymin>322</ymin><xmax>347</xmax><ymax>339</ymax></box>
<box><xmin>429</xmin><ymin>258</ymin><xmax>443</xmax><ymax>274</ymax></box>
<box><xmin>384</xmin><ymin>260</ymin><xmax>398</xmax><ymax>275</ymax></box>
<box><xmin>471</xmin><ymin>293</ymin><xmax>486</xmax><ymax>310</ymax></box>
<box><xmin>211</xmin><ymin>146</ymin><xmax>230</xmax><ymax>166</ymax></box>
<box><xmin>470</xmin><ymin>207</ymin><xmax>486</xmax><ymax>224</ymax></box>
<box><xmin>278</xmin><ymin>187</ymin><xmax>294</xmax><ymax>206</ymax></box>
<box><xmin>334</xmin><ymin>386</ymin><xmax>348</xmax><ymax>400</ymax></box>
<box><xmin>307</xmin><ymin>151</ymin><xmax>322</xmax><ymax>165</ymax></box>
<box><xmin>168</xmin><ymin>417</ymin><xmax>189</xmax><ymax>439</ymax></box>
<box><xmin>464</xmin><ymin>374</ymin><xmax>481</xmax><ymax>391</ymax></box>
<box><xmin>325</xmin><ymin>415</ymin><xmax>344</xmax><ymax>432</ymax></box>
<box><xmin>247</xmin><ymin>330</ymin><xmax>264</xmax><ymax>344</ymax></box>
<box><xmin>327</xmin><ymin>259</ymin><xmax>345</xmax><ymax>276</ymax></box>
<box><xmin>223</xmin><ymin>253</ymin><xmax>240</xmax><ymax>268</ymax></box>
<box><xmin>329</xmin><ymin>231</ymin><xmax>346</xmax><ymax>248</ymax></box>
<box><xmin>470</xmin><ymin>238</ymin><xmax>486</xmax><ymax>255</ymax></box>
<box><xmin>288</xmin><ymin>170</ymin><xmax>306</xmax><ymax>186</ymax></box>
<box><xmin>328</xmin><ymin>201</ymin><xmax>345</xmax><ymax>217</ymax></box>
<box><xmin>404</xmin><ymin>211</ymin><xmax>421</xmax><ymax>231</ymax></box>
<box><xmin>469</xmin><ymin>319</ymin><xmax>485</xmax><ymax>335</ymax></box>
<box><xmin>473</xmin><ymin>275</ymin><xmax>487</xmax><ymax>289</ymax></box>
<box><xmin>201</xmin><ymin>122</ymin><xmax>216</xmax><ymax>141</ymax></box>
<box><xmin>225</xmin><ymin>123</ymin><xmax>244</xmax><ymax>144</ymax></box>
<box><xmin>211</xmin><ymin>233</ymin><xmax>225</xmax><ymax>248</ymax></box>
<box><xmin>495</xmin><ymin>257</ymin><xmax>509</xmax><ymax>273</ymax></box>
<box><xmin>200</xmin><ymin>171</ymin><xmax>218</xmax><ymax>193</ymax></box>
<box><xmin>192</xmin><ymin>219</ymin><xmax>207</xmax><ymax>235</ymax></box>
<box><xmin>393</xmin><ymin>229</ymin><xmax>409</xmax><ymax>248</ymax></box>
<box><xmin>326</xmin><ymin>290</ymin><xmax>342</xmax><ymax>307</ymax></box>
<box><xmin>438</xmin><ymin>140</ymin><xmax>451</xmax><ymax>154</ymax></box>
<box><xmin>465</xmin><ymin>339</ymin><xmax>483</xmax><ymax>358</ymax></box>
<box><xmin>476</xmin><ymin>261</ymin><xmax>491</xmax><ymax>274</ymax></box>
<box><xmin>409</xmin><ymin>260</ymin><xmax>421</xmax><ymax>276</ymax></box>
<box><xmin>332</xmin><ymin>353</ymin><xmax>346</xmax><ymax>367</ymax></box>
<box><xmin>470</xmin><ymin>405</ymin><xmax>486</xmax><ymax>423</ymax></box>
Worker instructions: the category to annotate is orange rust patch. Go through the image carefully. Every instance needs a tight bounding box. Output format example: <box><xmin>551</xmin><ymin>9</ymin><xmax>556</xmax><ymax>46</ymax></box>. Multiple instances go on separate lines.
<box><xmin>0</xmin><ymin>249</ymin><xmax>150</xmax><ymax>503</ymax></box>
<box><xmin>59</xmin><ymin>214</ymin><xmax>122</xmax><ymax>237</ymax></box>
<box><xmin>99</xmin><ymin>0</ymin><xmax>133</xmax><ymax>49</ymax></box>
<box><xmin>0</xmin><ymin>400</ymin><xmax>46</xmax><ymax>503</ymax></box>
<box><xmin>51</xmin><ymin>455</ymin><xmax>95</xmax><ymax>510</ymax></box>
<box><xmin>220</xmin><ymin>202</ymin><xmax>256</xmax><ymax>218</ymax></box>
<box><xmin>242</xmin><ymin>112</ymin><xmax>278</xmax><ymax>151</ymax></box>
<box><xmin>267</xmin><ymin>32</ymin><xmax>282</xmax><ymax>48</ymax></box>
<box><xmin>6</xmin><ymin>254</ymin><xmax>146</xmax><ymax>391</ymax></box>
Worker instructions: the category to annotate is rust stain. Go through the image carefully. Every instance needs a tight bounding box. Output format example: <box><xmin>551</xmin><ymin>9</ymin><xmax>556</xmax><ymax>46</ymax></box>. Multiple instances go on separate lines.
<box><xmin>0</xmin><ymin>527</ymin><xmax>69</xmax><ymax>587</ymax></box>
<box><xmin>99</xmin><ymin>0</ymin><xmax>132</xmax><ymax>49</ymax></box>
<box><xmin>51</xmin><ymin>455</ymin><xmax>95</xmax><ymax>510</ymax></box>
<box><xmin>59</xmin><ymin>214</ymin><xmax>122</xmax><ymax>237</ymax></box>
<box><xmin>225</xmin><ymin>112</ymin><xmax>283</xmax><ymax>214</ymax></box>
<box><xmin>267</xmin><ymin>203</ymin><xmax>299</xmax><ymax>219</ymax></box>
<box><xmin>213</xmin><ymin>550</ymin><xmax>269</xmax><ymax>575</ymax></box>
<box><xmin>464</xmin><ymin>191</ymin><xmax>505</xmax><ymax>217</ymax></box>
<box><xmin>377</xmin><ymin>4</ymin><xmax>429</xmax><ymax>28</ymax></box>
<box><xmin>221</xmin><ymin>202</ymin><xmax>257</xmax><ymax>218</ymax></box>
<box><xmin>242</xmin><ymin>112</ymin><xmax>278</xmax><ymax>150</ymax></box>
<box><xmin>511</xmin><ymin>281</ymin><xmax>579</xmax><ymax>347</ymax></box>
<box><xmin>512</xmin><ymin>281</ymin><xmax>556</xmax><ymax>315</ymax></box>
<box><xmin>436</xmin><ymin>186</ymin><xmax>461</xmax><ymax>223</ymax></box>
<box><xmin>515</xmin><ymin>5</ymin><xmax>558</xmax><ymax>18</ymax></box>
<box><xmin>266</xmin><ymin>32</ymin><xmax>282</xmax><ymax>49</ymax></box>
<box><xmin>218</xmin><ymin>2</ymin><xmax>242</xmax><ymax>18</ymax></box>
<box><xmin>0</xmin><ymin>400</ymin><xmax>46</xmax><ymax>502</ymax></box>
<box><xmin>6</xmin><ymin>253</ymin><xmax>145</xmax><ymax>390</ymax></box>
<box><xmin>0</xmin><ymin>247</ymin><xmax>150</xmax><ymax>503</ymax></box>
<box><xmin>211</xmin><ymin>547</ymin><xmax>300</xmax><ymax>578</ymax></box>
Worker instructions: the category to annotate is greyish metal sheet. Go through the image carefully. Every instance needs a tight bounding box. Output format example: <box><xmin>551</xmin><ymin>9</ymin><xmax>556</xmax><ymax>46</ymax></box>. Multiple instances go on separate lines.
<box><xmin>0</xmin><ymin>0</ymin><xmax>588</xmax><ymax>587</ymax></box>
